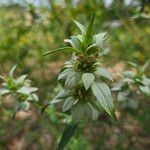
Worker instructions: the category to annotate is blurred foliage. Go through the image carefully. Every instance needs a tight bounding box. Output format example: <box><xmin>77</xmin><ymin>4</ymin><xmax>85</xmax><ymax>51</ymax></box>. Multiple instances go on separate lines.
<box><xmin>0</xmin><ymin>0</ymin><xmax>150</xmax><ymax>150</ymax></box>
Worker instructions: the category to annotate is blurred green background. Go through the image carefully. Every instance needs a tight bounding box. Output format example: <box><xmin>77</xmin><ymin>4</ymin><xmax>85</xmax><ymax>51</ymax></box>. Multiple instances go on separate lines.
<box><xmin>0</xmin><ymin>0</ymin><xmax>150</xmax><ymax>150</ymax></box>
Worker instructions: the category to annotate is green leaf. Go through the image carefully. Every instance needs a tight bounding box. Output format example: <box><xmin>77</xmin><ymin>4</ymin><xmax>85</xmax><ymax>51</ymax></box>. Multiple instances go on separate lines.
<box><xmin>85</xmin><ymin>43</ymin><xmax>99</xmax><ymax>55</ymax></box>
<box><xmin>95</xmin><ymin>67</ymin><xmax>113</xmax><ymax>81</ymax></box>
<box><xmin>77</xmin><ymin>35</ymin><xmax>83</xmax><ymax>42</ymax></box>
<box><xmin>9</xmin><ymin>65</ymin><xmax>17</xmax><ymax>78</ymax></box>
<box><xmin>58</xmin><ymin>124</ymin><xmax>77</xmax><ymax>150</ymax></box>
<box><xmin>64</xmin><ymin>39</ymin><xmax>73</xmax><ymax>46</ymax></box>
<box><xmin>73</xmin><ymin>20</ymin><xmax>86</xmax><ymax>35</ymax></box>
<box><xmin>0</xmin><ymin>89</ymin><xmax>10</xmax><ymax>96</ymax></box>
<box><xmin>85</xmin><ymin>103</ymin><xmax>99</xmax><ymax>120</ymax></box>
<box><xmin>139</xmin><ymin>86</ymin><xmax>150</xmax><ymax>96</ymax></box>
<box><xmin>43</xmin><ymin>47</ymin><xmax>81</xmax><ymax>56</ymax></box>
<box><xmin>91</xmin><ymin>81</ymin><xmax>115</xmax><ymax>119</ymax></box>
<box><xmin>141</xmin><ymin>76</ymin><xmax>150</xmax><ymax>86</ymax></box>
<box><xmin>0</xmin><ymin>76</ymin><xmax>6</xmax><ymax>81</ymax></box>
<box><xmin>30</xmin><ymin>93</ymin><xmax>39</xmax><ymax>101</ymax></box>
<box><xmin>18</xmin><ymin>101</ymin><xmax>30</xmax><ymax>111</ymax></box>
<box><xmin>55</xmin><ymin>90</ymin><xmax>69</xmax><ymax>99</ymax></box>
<box><xmin>62</xmin><ymin>97</ymin><xmax>76</xmax><ymax>112</ymax></box>
<box><xmin>41</xmin><ymin>104</ymin><xmax>50</xmax><ymax>114</ymax></box>
<box><xmin>50</xmin><ymin>90</ymin><xmax>69</xmax><ymax>104</ymax></box>
<box><xmin>71</xmin><ymin>36</ymin><xmax>81</xmax><ymax>50</ymax></box>
<box><xmin>122</xmin><ymin>71</ymin><xmax>135</xmax><ymax>79</ymax></box>
<box><xmin>65</xmin><ymin>72</ymin><xmax>76</xmax><ymax>89</ymax></box>
<box><xmin>128</xmin><ymin>61</ymin><xmax>137</xmax><ymax>67</ymax></box>
<box><xmin>58</xmin><ymin>68</ymin><xmax>72</xmax><ymax>81</ymax></box>
<box><xmin>72</xmin><ymin>103</ymin><xmax>86</xmax><ymax>123</ymax></box>
<box><xmin>94</xmin><ymin>32</ymin><xmax>106</xmax><ymax>46</ymax></box>
<box><xmin>85</xmin><ymin>14</ymin><xmax>95</xmax><ymax>45</ymax></box>
<box><xmin>65</xmin><ymin>72</ymin><xmax>81</xmax><ymax>89</ymax></box>
<box><xmin>17</xmin><ymin>87</ymin><xmax>38</xmax><ymax>95</ymax></box>
<box><xmin>72</xmin><ymin>102</ymin><xmax>98</xmax><ymax>121</ymax></box>
<box><xmin>141</xmin><ymin>59</ymin><xmax>150</xmax><ymax>73</ymax></box>
<box><xmin>50</xmin><ymin>99</ymin><xmax>63</xmax><ymax>104</ymax></box>
<box><xmin>82</xmin><ymin>73</ymin><xmax>95</xmax><ymax>90</ymax></box>
<box><xmin>16</xmin><ymin>75</ymin><xmax>28</xmax><ymax>84</ymax></box>
<box><xmin>89</xmin><ymin>100</ymin><xmax>102</xmax><ymax>112</ymax></box>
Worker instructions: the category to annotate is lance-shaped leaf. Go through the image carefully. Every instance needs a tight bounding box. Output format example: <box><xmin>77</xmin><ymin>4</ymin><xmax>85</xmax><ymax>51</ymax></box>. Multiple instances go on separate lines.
<box><xmin>139</xmin><ymin>86</ymin><xmax>150</xmax><ymax>96</ymax></box>
<box><xmin>85</xmin><ymin>103</ymin><xmax>99</xmax><ymax>120</ymax></box>
<box><xmin>71</xmin><ymin>36</ymin><xmax>81</xmax><ymax>50</ymax></box>
<box><xmin>41</xmin><ymin>103</ymin><xmax>50</xmax><ymax>114</ymax></box>
<box><xmin>43</xmin><ymin>47</ymin><xmax>81</xmax><ymax>56</ymax></box>
<box><xmin>58</xmin><ymin>68</ymin><xmax>72</xmax><ymax>81</ymax></box>
<box><xmin>50</xmin><ymin>90</ymin><xmax>69</xmax><ymax>104</ymax></box>
<box><xmin>65</xmin><ymin>72</ymin><xmax>81</xmax><ymax>89</ymax></box>
<box><xmin>16</xmin><ymin>74</ymin><xmax>28</xmax><ymax>84</ymax></box>
<box><xmin>0</xmin><ymin>76</ymin><xmax>6</xmax><ymax>81</ymax></box>
<box><xmin>9</xmin><ymin>65</ymin><xmax>17</xmax><ymax>78</ymax></box>
<box><xmin>17</xmin><ymin>87</ymin><xmax>38</xmax><ymax>95</ymax></box>
<box><xmin>89</xmin><ymin>100</ymin><xmax>102</xmax><ymax>113</ymax></box>
<box><xmin>85</xmin><ymin>43</ymin><xmax>99</xmax><ymax>55</ymax></box>
<box><xmin>64</xmin><ymin>39</ymin><xmax>73</xmax><ymax>46</ymax></box>
<box><xmin>94</xmin><ymin>32</ymin><xmax>106</xmax><ymax>46</ymax></box>
<box><xmin>62</xmin><ymin>97</ymin><xmax>76</xmax><ymax>112</ymax></box>
<box><xmin>0</xmin><ymin>89</ymin><xmax>10</xmax><ymax>96</ymax></box>
<box><xmin>141</xmin><ymin>59</ymin><xmax>150</xmax><ymax>73</ymax></box>
<box><xmin>91</xmin><ymin>81</ymin><xmax>116</xmax><ymax>119</ymax></box>
<box><xmin>73</xmin><ymin>20</ymin><xmax>86</xmax><ymax>35</ymax></box>
<box><xmin>58</xmin><ymin>124</ymin><xmax>77</xmax><ymax>150</ymax></box>
<box><xmin>95</xmin><ymin>67</ymin><xmax>113</xmax><ymax>81</ymax></box>
<box><xmin>65</xmin><ymin>72</ymin><xmax>76</xmax><ymax>89</ymax></box>
<box><xmin>122</xmin><ymin>71</ymin><xmax>135</xmax><ymax>79</ymax></box>
<box><xmin>85</xmin><ymin>14</ymin><xmax>95</xmax><ymax>45</ymax></box>
<box><xmin>82</xmin><ymin>73</ymin><xmax>95</xmax><ymax>90</ymax></box>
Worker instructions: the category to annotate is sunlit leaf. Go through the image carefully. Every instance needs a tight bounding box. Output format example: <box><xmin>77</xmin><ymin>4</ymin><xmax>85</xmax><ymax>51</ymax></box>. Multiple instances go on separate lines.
<box><xmin>58</xmin><ymin>68</ymin><xmax>72</xmax><ymax>81</ymax></box>
<box><xmin>17</xmin><ymin>87</ymin><xmax>38</xmax><ymax>95</ymax></box>
<box><xmin>122</xmin><ymin>71</ymin><xmax>135</xmax><ymax>79</ymax></box>
<box><xmin>62</xmin><ymin>97</ymin><xmax>76</xmax><ymax>112</ymax></box>
<box><xmin>43</xmin><ymin>47</ymin><xmax>81</xmax><ymax>56</ymax></box>
<box><xmin>16</xmin><ymin>74</ymin><xmax>28</xmax><ymax>84</ymax></box>
<box><xmin>139</xmin><ymin>86</ymin><xmax>150</xmax><ymax>96</ymax></box>
<box><xmin>94</xmin><ymin>32</ymin><xmax>106</xmax><ymax>45</ymax></box>
<box><xmin>141</xmin><ymin>59</ymin><xmax>150</xmax><ymax>73</ymax></box>
<box><xmin>85</xmin><ymin>14</ymin><xmax>95</xmax><ymax>45</ymax></box>
<box><xmin>82</xmin><ymin>73</ymin><xmax>95</xmax><ymax>90</ymax></box>
<box><xmin>95</xmin><ymin>67</ymin><xmax>113</xmax><ymax>81</ymax></box>
<box><xmin>85</xmin><ymin>43</ymin><xmax>99</xmax><ymax>54</ymax></box>
<box><xmin>91</xmin><ymin>81</ymin><xmax>115</xmax><ymax>119</ymax></box>
<box><xmin>9</xmin><ymin>65</ymin><xmax>17</xmax><ymax>78</ymax></box>
<box><xmin>73</xmin><ymin>20</ymin><xmax>86</xmax><ymax>35</ymax></box>
<box><xmin>71</xmin><ymin>35</ymin><xmax>81</xmax><ymax>50</ymax></box>
<box><xmin>0</xmin><ymin>89</ymin><xmax>10</xmax><ymax>96</ymax></box>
